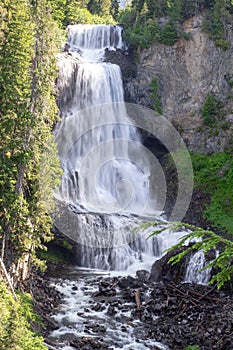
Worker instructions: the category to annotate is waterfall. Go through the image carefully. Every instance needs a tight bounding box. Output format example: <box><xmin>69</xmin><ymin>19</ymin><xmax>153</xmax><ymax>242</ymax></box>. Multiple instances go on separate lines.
<box><xmin>185</xmin><ymin>250</ymin><xmax>212</xmax><ymax>285</ymax></box>
<box><xmin>54</xmin><ymin>24</ymin><xmax>210</xmax><ymax>283</ymax></box>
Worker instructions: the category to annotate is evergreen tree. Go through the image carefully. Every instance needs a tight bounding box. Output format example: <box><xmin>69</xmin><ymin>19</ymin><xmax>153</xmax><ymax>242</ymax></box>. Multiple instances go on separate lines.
<box><xmin>88</xmin><ymin>0</ymin><xmax>111</xmax><ymax>16</ymax></box>
<box><xmin>146</xmin><ymin>0</ymin><xmax>168</xmax><ymax>18</ymax></box>
<box><xmin>47</xmin><ymin>0</ymin><xmax>67</xmax><ymax>26</ymax></box>
<box><xmin>0</xmin><ymin>0</ymin><xmax>62</xmax><ymax>284</ymax></box>
<box><xmin>202</xmin><ymin>0</ymin><xmax>231</xmax><ymax>49</ymax></box>
<box><xmin>168</xmin><ymin>0</ymin><xmax>184</xmax><ymax>22</ymax></box>
<box><xmin>99</xmin><ymin>0</ymin><xmax>111</xmax><ymax>16</ymax></box>
<box><xmin>110</xmin><ymin>0</ymin><xmax>120</xmax><ymax>19</ymax></box>
<box><xmin>132</xmin><ymin>0</ymin><xmax>146</xmax><ymax>13</ymax></box>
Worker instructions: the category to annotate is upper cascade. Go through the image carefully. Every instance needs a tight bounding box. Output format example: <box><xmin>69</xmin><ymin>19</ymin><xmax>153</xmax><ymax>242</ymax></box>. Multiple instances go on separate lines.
<box><xmin>66</xmin><ymin>24</ymin><xmax>124</xmax><ymax>62</ymax></box>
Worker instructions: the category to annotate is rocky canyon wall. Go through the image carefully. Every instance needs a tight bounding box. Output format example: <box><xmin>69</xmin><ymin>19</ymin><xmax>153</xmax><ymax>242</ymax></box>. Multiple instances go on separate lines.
<box><xmin>125</xmin><ymin>15</ymin><xmax>233</xmax><ymax>153</ymax></box>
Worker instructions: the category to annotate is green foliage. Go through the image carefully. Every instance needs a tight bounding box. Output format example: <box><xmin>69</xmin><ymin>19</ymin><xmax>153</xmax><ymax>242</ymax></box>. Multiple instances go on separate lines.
<box><xmin>149</xmin><ymin>77</ymin><xmax>163</xmax><ymax>114</ymax></box>
<box><xmin>160</xmin><ymin>20</ymin><xmax>178</xmax><ymax>45</ymax></box>
<box><xmin>202</xmin><ymin>0</ymin><xmax>231</xmax><ymax>49</ymax></box>
<box><xmin>144</xmin><ymin>221</ymin><xmax>233</xmax><ymax>289</ymax></box>
<box><xmin>201</xmin><ymin>92</ymin><xmax>221</xmax><ymax>126</ymax></box>
<box><xmin>118</xmin><ymin>3</ymin><xmax>184</xmax><ymax>48</ymax></box>
<box><xmin>71</xmin><ymin>8</ymin><xmax>115</xmax><ymax>24</ymax></box>
<box><xmin>110</xmin><ymin>0</ymin><xmax>120</xmax><ymax>20</ymax></box>
<box><xmin>227</xmin><ymin>79</ymin><xmax>233</xmax><ymax>88</ymax></box>
<box><xmin>0</xmin><ymin>0</ymin><xmax>62</xmax><ymax>278</ymax></box>
<box><xmin>38</xmin><ymin>247</ymin><xmax>66</xmax><ymax>263</ymax></box>
<box><xmin>120</xmin><ymin>12</ymin><xmax>180</xmax><ymax>49</ymax></box>
<box><xmin>214</xmin><ymin>38</ymin><xmax>230</xmax><ymax>50</ymax></box>
<box><xmin>0</xmin><ymin>282</ymin><xmax>46</xmax><ymax>350</ymax></box>
<box><xmin>88</xmin><ymin>0</ymin><xmax>111</xmax><ymax>16</ymax></box>
<box><xmin>124</xmin><ymin>18</ymin><xmax>161</xmax><ymax>49</ymax></box>
<box><xmin>146</xmin><ymin>0</ymin><xmax>168</xmax><ymax>18</ymax></box>
<box><xmin>185</xmin><ymin>346</ymin><xmax>200</xmax><ymax>350</ymax></box>
<box><xmin>48</xmin><ymin>0</ymin><xmax>115</xmax><ymax>27</ymax></box>
<box><xmin>119</xmin><ymin>0</ymin><xmax>232</xmax><ymax>50</ymax></box>
<box><xmin>191</xmin><ymin>152</ymin><xmax>233</xmax><ymax>234</ymax></box>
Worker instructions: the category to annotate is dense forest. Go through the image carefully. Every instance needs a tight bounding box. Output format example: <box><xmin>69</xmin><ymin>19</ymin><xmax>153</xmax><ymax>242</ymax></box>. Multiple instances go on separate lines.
<box><xmin>0</xmin><ymin>0</ymin><xmax>232</xmax><ymax>348</ymax></box>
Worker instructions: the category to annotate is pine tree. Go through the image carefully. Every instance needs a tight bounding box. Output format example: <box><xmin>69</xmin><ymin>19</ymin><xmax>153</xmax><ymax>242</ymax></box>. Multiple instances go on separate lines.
<box><xmin>99</xmin><ymin>0</ymin><xmax>111</xmax><ymax>16</ymax></box>
<box><xmin>88</xmin><ymin>0</ymin><xmax>111</xmax><ymax>16</ymax></box>
<box><xmin>132</xmin><ymin>0</ymin><xmax>146</xmax><ymax>13</ymax></box>
<box><xmin>0</xmin><ymin>0</ymin><xmax>62</xmax><ymax>284</ymax></box>
<box><xmin>145</xmin><ymin>0</ymin><xmax>168</xmax><ymax>18</ymax></box>
<box><xmin>110</xmin><ymin>0</ymin><xmax>119</xmax><ymax>19</ymax></box>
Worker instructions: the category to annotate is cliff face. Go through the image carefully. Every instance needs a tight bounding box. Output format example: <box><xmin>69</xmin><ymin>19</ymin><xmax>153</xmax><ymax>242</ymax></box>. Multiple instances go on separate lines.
<box><xmin>125</xmin><ymin>15</ymin><xmax>233</xmax><ymax>153</ymax></box>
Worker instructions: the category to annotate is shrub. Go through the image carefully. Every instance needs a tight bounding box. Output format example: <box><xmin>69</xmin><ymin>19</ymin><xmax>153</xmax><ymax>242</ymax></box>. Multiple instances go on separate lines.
<box><xmin>191</xmin><ymin>152</ymin><xmax>233</xmax><ymax>234</ymax></box>
<box><xmin>0</xmin><ymin>282</ymin><xmax>46</xmax><ymax>350</ymax></box>
<box><xmin>201</xmin><ymin>92</ymin><xmax>220</xmax><ymax>127</ymax></box>
<box><xmin>160</xmin><ymin>20</ymin><xmax>178</xmax><ymax>45</ymax></box>
<box><xmin>149</xmin><ymin>77</ymin><xmax>163</xmax><ymax>114</ymax></box>
<box><xmin>214</xmin><ymin>38</ymin><xmax>231</xmax><ymax>50</ymax></box>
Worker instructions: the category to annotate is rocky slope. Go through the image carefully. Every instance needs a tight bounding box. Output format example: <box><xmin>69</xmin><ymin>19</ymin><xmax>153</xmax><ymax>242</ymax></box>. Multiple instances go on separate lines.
<box><xmin>125</xmin><ymin>14</ymin><xmax>233</xmax><ymax>153</ymax></box>
<box><xmin>25</xmin><ymin>258</ymin><xmax>233</xmax><ymax>350</ymax></box>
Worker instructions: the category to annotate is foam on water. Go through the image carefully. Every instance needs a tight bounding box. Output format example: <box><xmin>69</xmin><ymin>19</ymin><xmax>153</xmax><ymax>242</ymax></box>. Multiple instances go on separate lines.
<box><xmin>49</xmin><ymin>274</ymin><xmax>169</xmax><ymax>350</ymax></box>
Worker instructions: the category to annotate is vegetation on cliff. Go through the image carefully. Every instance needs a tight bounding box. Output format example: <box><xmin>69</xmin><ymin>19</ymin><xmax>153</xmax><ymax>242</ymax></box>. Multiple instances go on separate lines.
<box><xmin>191</xmin><ymin>152</ymin><xmax>233</xmax><ymax>235</ymax></box>
<box><xmin>118</xmin><ymin>0</ymin><xmax>233</xmax><ymax>49</ymax></box>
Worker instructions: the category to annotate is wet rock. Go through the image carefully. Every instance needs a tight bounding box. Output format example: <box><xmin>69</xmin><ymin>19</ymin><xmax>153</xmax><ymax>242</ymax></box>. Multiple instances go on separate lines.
<box><xmin>136</xmin><ymin>269</ymin><xmax>150</xmax><ymax>283</ymax></box>
<box><xmin>104</xmin><ymin>48</ymin><xmax>137</xmax><ymax>80</ymax></box>
<box><xmin>149</xmin><ymin>246</ymin><xmax>189</xmax><ymax>283</ymax></box>
<box><xmin>92</xmin><ymin>324</ymin><xmax>106</xmax><ymax>333</ymax></box>
<box><xmin>107</xmin><ymin>305</ymin><xmax>116</xmax><ymax>315</ymax></box>
<box><xmin>118</xmin><ymin>276</ymin><xmax>130</xmax><ymax>288</ymax></box>
<box><xmin>92</xmin><ymin>303</ymin><xmax>105</xmax><ymax>312</ymax></box>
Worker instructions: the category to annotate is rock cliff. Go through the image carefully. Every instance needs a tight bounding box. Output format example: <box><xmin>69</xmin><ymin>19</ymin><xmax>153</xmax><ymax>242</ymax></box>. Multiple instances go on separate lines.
<box><xmin>125</xmin><ymin>15</ymin><xmax>233</xmax><ymax>153</ymax></box>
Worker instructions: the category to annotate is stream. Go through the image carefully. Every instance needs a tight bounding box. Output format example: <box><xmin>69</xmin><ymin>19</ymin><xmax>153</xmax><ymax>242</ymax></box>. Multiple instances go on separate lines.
<box><xmin>47</xmin><ymin>266</ymin><xmax>169</xmax><ymax>350</ymax></box>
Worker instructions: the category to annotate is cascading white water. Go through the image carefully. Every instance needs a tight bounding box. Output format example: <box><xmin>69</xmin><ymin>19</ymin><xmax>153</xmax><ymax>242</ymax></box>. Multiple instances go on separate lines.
<box><xmin>55</xmin><ymin>24</ymin><xmax>167</xmax><ymax>271</ymax></box>
<box><xmin>67</xmin><ymin>24</ymin><xmax>124</xmax><ymax>62</ymax></box>
<box><xmin>56</xmin><ymin>25</ymin><xmax>155</xmax><ymax>217</ymax></box>
<box><xmin>49</xmin><ymin>22</ymin><xmax>212</xmax><ymax>350</ymax></box>
<box><xmin>185</xmin><ymin>250</ymin><xmax>212</xmax><ymax>285</ymax></box>
<box><xmin>55</xmin><ymin>24</ymin><xmax>210</xmax><ymax>281</ymax></box>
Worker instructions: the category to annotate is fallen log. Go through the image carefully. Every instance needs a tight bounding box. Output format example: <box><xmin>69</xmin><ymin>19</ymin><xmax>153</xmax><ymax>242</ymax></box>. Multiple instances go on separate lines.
<box><xmin>135</xmin><ymin>289</ymin><xmax>141</xmax><ymax>310</ymax></box>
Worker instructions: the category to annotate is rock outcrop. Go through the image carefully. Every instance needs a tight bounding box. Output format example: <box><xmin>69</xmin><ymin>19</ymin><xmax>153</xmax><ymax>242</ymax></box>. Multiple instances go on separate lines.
<box><xmin>125</xmin><ymin>15</ymin><xmax>233</xmax><ymax>153</ymax></box>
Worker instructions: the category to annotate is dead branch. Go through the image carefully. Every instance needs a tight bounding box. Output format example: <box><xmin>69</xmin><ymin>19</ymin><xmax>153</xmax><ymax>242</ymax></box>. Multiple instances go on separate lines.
<box><xmin>134</xmin><ymin>289</ymin><xmax>141</xmax><ymax>310</ymax></box>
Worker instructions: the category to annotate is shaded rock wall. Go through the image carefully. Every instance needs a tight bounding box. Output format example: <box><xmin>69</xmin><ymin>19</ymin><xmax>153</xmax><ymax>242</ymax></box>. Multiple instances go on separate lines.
<box><xmin>125</xmin><ymin>15</ymin><xmax>233</xmax><ymax>153</ymax></box>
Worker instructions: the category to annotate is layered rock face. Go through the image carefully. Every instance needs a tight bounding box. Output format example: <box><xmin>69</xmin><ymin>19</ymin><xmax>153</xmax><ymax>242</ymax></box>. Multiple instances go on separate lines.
<box><xmin>125</xmin><ymin>15</ymin><xmax>233</xmax><ymax>153</ymax></box>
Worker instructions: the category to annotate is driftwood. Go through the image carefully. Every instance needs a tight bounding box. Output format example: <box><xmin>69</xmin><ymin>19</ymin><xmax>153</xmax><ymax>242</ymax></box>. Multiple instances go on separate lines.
<box><xmin>134</xmin><ymin>289</ymin><xmax>141</xmax><ymax>310</ymax></box>
<box><xmin>168</xmin><ymin>283</ymin><xmax>197</xmax><ymax>306</ymax></box>
<box><xmin>191</xmin><ymin>284</ymin><xmax>220</xmax><ymax>303</ymax></box>
<box><xmin>109</xmin><ymin>278</ymin><xmax>121</xmax><ymax>290</ymax></box>
<box><xmin>0</xmin><ymin>258</ymin><xmax>17</xmax><ymax>300</ymax></box>
<box><xmin>43</xmin><ymin>342</ymin><xmax>58</xmax><ymax>350</ymax></box>
<box><xmin>168</xmin><ymin>282</ymin><xmax>222</xmax><ymax>305</ymax></box>
<box><xmin>175</xmin><ymin>305</ymin><xmax>187</xmax><ymax>320</ymax></box>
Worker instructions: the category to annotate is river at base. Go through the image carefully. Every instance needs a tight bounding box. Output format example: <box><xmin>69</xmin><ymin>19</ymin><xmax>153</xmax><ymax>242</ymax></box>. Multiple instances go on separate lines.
<box><xmin>47</xmin><ymin>265</ymin><xmax>169</xmax><ymax>350</ymax></box>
